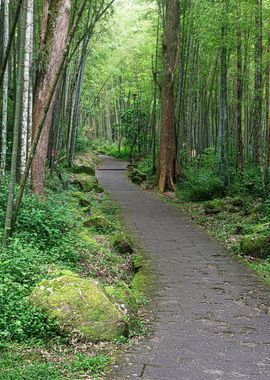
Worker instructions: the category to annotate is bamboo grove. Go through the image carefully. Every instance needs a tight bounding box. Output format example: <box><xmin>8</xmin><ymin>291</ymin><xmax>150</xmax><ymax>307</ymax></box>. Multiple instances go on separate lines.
<box><xmin>0</xmin><ymin>0</ymin><xmax>115</xmax><ymax>245</ymax></box>
<box><xmin>84</xmin><ymin>0</ymin><xmax>270</xmax><ymax>192</ymax></box>
<box><xmin>1</xmin><ymin>0</ymin><xmax>270</xmax><ymax>244</ymax></box>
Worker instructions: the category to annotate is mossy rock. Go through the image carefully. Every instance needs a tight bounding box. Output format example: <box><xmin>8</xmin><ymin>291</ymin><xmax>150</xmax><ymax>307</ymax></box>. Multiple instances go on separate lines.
<box><xmin>132</xmin><ymin>254</ymin><xmax>144</xmax><ymax>270</ymax></box>
<box><xmin>77</xmin><ymin>230</ymin><xmax>101</xmax><ymax>248</ymax></box>
<box><xmin>204</xmin><ymin>199</ymin><xmax>225</xmax><ymax>215</ymax></box>
<box><xmin>240</xmin><ymin>234</ymin><xmax>270</xmax><ymax>259</ymax></box>
<box><xmin>30</xmin><ymin>273</ymin><xmax>127</xmax><ymax>342</ymax></box>
<box><xmin>227</xmin><ymin>205</ymin><xmax>240</xmax><ymax>214</ymax></box>
<box><xmin>111</xmin><ymin>233</ymin><xmax>133</xmax><ymax>254</ymax></box>
<box><xmin>105</xmin><ymin>282</ymin><xmax>138</xmax><ymax>320</ymax></box>
<box><xmin>129</xmin><ymin>169</ymin><xmax>147</xmax><ymax>184</ymax></box>
<box><xmin>131</xmin><ymin>175</ymin><xmax>145</xmax><ymax>185</ymax></box>
<box><xmin>131</xmin><ymin>267</ymin><xmax>150</xmax><ymax>303</ymax></box>
<box><xmin>75</xmin><ymin>175</ymin><xmax>99</xmax><ymax>193</ymax></box>
<box><xmin>83</xmin><ymin>215</ymin><xmax>110</xmax><ymax>231</ymax></box>
<box><xmin>227</xmin><ymin>197</ymin><xmax>244</xmax><ymax>207</ymax></box>
<box><xmin>71</xmin><ymin>192</ymin><xmax>91</xmax><ymax>207</ymax></box>
<box><xmin>71</xmin><ymin>165</ymin><xmax>95</xmax><ymax>176</ymax></box>
<box><xmin>251</xmin><ymin>223</ymin><xmax>270</xmax><ymax>234</ymax></box>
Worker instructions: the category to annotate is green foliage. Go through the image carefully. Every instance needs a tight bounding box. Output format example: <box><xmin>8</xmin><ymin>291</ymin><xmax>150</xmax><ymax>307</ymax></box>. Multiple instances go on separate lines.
<box><xmin>0</xmin><ymin>347</ymin><xmax>110</xmax><ymax>380</ymax></box>
<box><xmin>180</xmin><ymin>168</ymin><xmax>223</xmax><ymax>201</ymax></box>
<box><xmin>0</xmin><ymin>186</ymin><xmax>82</xmax><ymax>342</ymax></box>
<box><xmin>92</xmin><ymin>139</ymin><xmax>130</xmax><ymax>160</ymax></box>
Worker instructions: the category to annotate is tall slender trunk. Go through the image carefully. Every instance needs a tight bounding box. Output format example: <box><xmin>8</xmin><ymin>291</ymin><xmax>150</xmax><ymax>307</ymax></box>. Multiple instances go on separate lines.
<box><xmin>3</xmin><ymin>7</ymin><xmax>26</xmax><ymax>246</ymax></box>
<box><xmin>1</xmin><ymin>0</ymin><xmax>9</xmax><ymax>176</ymax></box>
<box><xmin>265</xmin><ymin>24</ymin><xmax>270</xmax><ymax>180</ymax></box>
<box><xmin>155</xmin><ymin>0</ymin><xmax>180</xmax><ymax>192</ymax></box>
<box><xmin>253</xmin><ymin>0</ymin><xmax>262</xmax><ymax>164</ymax></box>
<box><xmin>20</xmin><ymin>0</ymin><xmax>33</xmax><ymax>175</ymax></box>
<box><xmin>236</xmin><ymin>26</ymin><xmax>243</xmax><ymax>174</ymax></box>
<box><xmin>218</xmin><ymin>23</ymin><xmax>228</xmax><ymax>189</ymax></box>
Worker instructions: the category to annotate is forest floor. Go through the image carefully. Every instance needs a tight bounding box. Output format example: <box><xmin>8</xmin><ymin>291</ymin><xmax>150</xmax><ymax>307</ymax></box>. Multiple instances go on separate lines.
<box><xmin>97</xmin><ymin>155</ymin><xmax>270</xmax><ymax>380</ymax></box>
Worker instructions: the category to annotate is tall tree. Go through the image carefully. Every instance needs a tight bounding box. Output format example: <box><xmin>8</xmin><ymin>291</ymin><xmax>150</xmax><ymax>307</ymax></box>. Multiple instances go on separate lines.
<box><xmin>20</xmin><ymin>0</ymin><xmax>33</xmax><ymax>175</ymax></box>
<box><xmin>253</xmin><ymin>0</ymin><xmax>262</xmax><ymax>164</ymax></box>
<box><xmin>31</xmin><ymin>0</ymin><xmax>71</xmax><ymax>198</ymax></box>
<box><xmin>155</xmin><ymin>0</ymin><xmax>180</xmax><ymax>192</ymax></box>
<box><xmin>0</xmin><ymin>0</ymin><xmax>9</xmax><ymax>175</ymax></box>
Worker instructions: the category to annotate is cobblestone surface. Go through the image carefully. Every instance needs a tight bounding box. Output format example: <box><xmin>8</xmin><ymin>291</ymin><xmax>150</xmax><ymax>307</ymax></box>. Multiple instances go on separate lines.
<box><xmin>97</xmin><ymin>156</ymin><xmax>270</xmax><ymax>380</ymax></box>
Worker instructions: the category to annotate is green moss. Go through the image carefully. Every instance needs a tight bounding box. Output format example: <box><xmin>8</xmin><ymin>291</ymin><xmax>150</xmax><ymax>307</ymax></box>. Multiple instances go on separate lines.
<box><xmin>105</xmin><ymin>281</ymin><xmax>138</xmax><ymax>320</ymax></box>
<box><xmin>132</xmin><ymin>254</ymin><xmax>144</xmax><ymax>270</ymax></box>
<box><xmin>111</xmin><ymin>233</ymin><xmax>133</xmax><ymax>254</ymax></box>
<box><xmin>131</xmin><ymin>267</ymin><xmax>151</xmax><ymax>303</ymax></box>
<box><xmin>240</xmin><ymin>234</ymin><xmax>270</xmax><ymax>259</ymax></box>
<box><xmin>77</xmin><ymin>230</ymin><xmax>101</xmax><ymax>248</ymax></box>
<box><xmin>30</xmin><ymin>273</ymin><xmax>127</xmax><ymax>342</ymax></box>
<box><xmin>71</xmin><ymin>165</ymin><xmax>95</xmax><ymax>176</ymax></box>
<box><xmin>75</xmin><ymin>175</ymin><xmax>99</xmax><ymax>193</ymax></box>
<box><xmin>204</xmin><ymin>199</ymin><xmax>225</xmax><ymax>215</ymax></box>
<box><xmin>83</xmin><ymin>215</ymin><xmax>110</xmax><ymax>231</ymax></box>
<box><xmin>227</xmin><ymin>196</ymin><xmax>244</xmax><ymax>207</ymax></box>
<box><xmin>250</xmin><ymin>223</ymin><xmax>270</xmax><ymax>234</ymax></box>
<box><xmin>71</xmin><ymin>192</ymin><xmax>91</xmax><ymax>207</ymax></box>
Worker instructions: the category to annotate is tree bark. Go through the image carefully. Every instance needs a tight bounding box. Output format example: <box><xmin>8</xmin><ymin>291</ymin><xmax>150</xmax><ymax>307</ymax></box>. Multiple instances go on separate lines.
<box><xmin>236</xmin><ymin>26</ymin><xmax>243</xmax><ymax>174</ymax></box>
<box><xmin>31</xmin><ymin>0</ymin><xmax>71</xmax><ymax>198</ymax></box>
<box><xmin>20</xmin><ymin>0</ymin><xmax>33</xmax><ymax>175</ymax></box>
<box><xmin>253</xmin><ymin>0</ymin><xmax>262</xmax><ymax>164</ymax></box>
<box><xmin>0</xmin><ymin>0</ymin><xmax>9</xmax><ymax>176</ymax></box>
<box><xmin>155</xmin><ymin>0</ymin><xmax>180</xmax><ymax>193</ymax></box>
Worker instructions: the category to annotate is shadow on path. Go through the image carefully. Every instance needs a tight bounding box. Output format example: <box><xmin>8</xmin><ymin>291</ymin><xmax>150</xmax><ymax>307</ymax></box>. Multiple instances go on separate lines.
<box><xmin>97</xmin><ymin>155</ymin><xmax>270</xmax><ymax>380</ymax></box>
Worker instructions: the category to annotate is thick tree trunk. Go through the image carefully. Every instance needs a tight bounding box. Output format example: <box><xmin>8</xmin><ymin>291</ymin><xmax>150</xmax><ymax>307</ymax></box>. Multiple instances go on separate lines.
<box><xmin>155</xmin><ymin>0</ymin><xmax>180</xmax><ymax>193</ymax></box>
<box><xmin>31</xmin><ymin>0</ymin><xmax>71</xmax><ymax>198</ymax></box>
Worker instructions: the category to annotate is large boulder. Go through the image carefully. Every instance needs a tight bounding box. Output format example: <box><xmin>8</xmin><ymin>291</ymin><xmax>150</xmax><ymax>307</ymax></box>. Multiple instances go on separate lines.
<box><xmin>240</xmin><ymin>234</ymin><xmax>270</xmax><ymax>259</ymax></box>
<box><xmin>111</xmin><ymin>233</ymin><xmax>133</xmax><ymax>254</ymax></box>
<box><xmin>71</xmin><ymin>192</ymin><xmax>91</xmax><ymax>207</ymax></box>
<box><xmin>204</xmin><ymin>199</ymin><xmax>225</xmax><ymax>215</ymax></box>
<box><xmin>83</xmin><ymin>215</ymin><xmax>110</xmax><ymax>231</ymax></box>
<box><xmin>128</xmin><ymin>169</ymin><xmax>147</xmax><ymax>185</ymax></box>
<box><xmin>30</xmin><ymin>272</ymin><xmax>127</xmax><ymax>342</ymax></box>
<box><xmin>74</xmin><ymin>175</ymin><xmax>103</xmax><ymax>193</ymax></box>
<box><xmin>71</xmin><ymin>165</ymin><xmax>95</xmax><ymax>176</ymax></box>
<box><xmin>105</xmin><ymin>281</ymin><xmax>138</xmax><ymax>321</ymax></box>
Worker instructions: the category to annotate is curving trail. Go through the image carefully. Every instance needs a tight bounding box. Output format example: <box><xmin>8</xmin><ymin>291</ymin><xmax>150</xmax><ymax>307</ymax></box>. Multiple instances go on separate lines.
<box><xmin>97</xmin><ymin>155</ymin><xmax>270</xmax><ymax>380</ymax></box>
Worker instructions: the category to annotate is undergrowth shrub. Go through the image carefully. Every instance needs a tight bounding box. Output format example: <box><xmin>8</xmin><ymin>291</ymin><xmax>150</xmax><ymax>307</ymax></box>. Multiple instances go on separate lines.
<box><xmin>0</xmin><ymin>189</ymin><xmax>81</xmax><ymax>342</ymax></box>
<box><xmin>180</xmin><ymin>168</ymin><xmax>223</xmax><ymax>201</ymax></box>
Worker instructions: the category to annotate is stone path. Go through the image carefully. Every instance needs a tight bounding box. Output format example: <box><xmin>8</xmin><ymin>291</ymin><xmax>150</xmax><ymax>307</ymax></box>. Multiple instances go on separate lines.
<box><xmin>97</xmin><ymin>155</ymin><xmax>270</xmax><ymax>380</ymax></box>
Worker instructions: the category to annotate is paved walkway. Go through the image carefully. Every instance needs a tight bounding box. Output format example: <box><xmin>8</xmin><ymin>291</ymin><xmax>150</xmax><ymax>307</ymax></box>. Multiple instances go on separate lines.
<box><xmin>97</xmin><ymin>156</ymin><xmax>270</xmax><ymax>380</ymax></box>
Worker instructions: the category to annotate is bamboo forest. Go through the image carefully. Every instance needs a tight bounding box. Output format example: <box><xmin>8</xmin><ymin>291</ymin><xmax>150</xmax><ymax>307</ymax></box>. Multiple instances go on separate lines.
<box><xmin>2</xmin><ymin>0</ymin><xmax>270</xmax><ymax>379</ymax></box>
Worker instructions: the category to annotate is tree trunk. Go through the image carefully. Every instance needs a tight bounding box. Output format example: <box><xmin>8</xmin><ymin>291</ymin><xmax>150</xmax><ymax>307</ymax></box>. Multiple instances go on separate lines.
<box><xmin>253</xmin><ymin>0</ymin><xmax>262</xmax><ymax>164</ymax></box>
<box><xmin>31</xmin><ymin>0</ymin><xmax>71</xmax><ymax>198</ymax></box>
<box><xmin>155</xmin><ymin>0</ymin><xmax>180</xmax><ymax>193</ymax></box>
<box><xmin>0</xmin><ymin>0</ymin><xmax>9</xmax><ymax>176</ymax></box>
<box><xmin>3</xmin><ymin>6</ymin><xmax>26</xmax><ymax>246</ymax></box>
<box><xmin>20</xmin><ymin>0</ymin><xmax>33</xmax><ymax>175</ymax></box>
<box><xmin>236</xmin><ymin>26</ymin><xmax>243</xmax><ymax>174</ymax></box>
<box><xmin>265</xmin><ymin>24</ymin><xmax>270</xmax><ymax>180</ymax></box>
